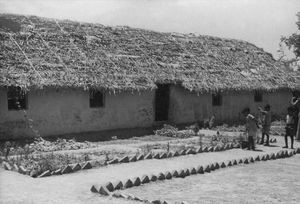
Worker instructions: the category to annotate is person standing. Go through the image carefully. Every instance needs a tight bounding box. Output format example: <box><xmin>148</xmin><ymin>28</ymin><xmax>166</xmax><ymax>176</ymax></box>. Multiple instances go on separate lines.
<box><xmin>242</xmin><ymin>108</ymin><xmax>258</xmax><ymax>150</ymax></box>
<box><xmin>290</xmin><ymin>92</ymin><xmax>300</xmax><ymax>141</ymax></box>
<box><xmin>259</xmin><ymin>104</ymin><xmax>271</xmax><ymax>146</ymax></box>
<box><xmin>283</xmin><ymin>106</ymin><xmax>296</xmax><ymax>149</ymax></box>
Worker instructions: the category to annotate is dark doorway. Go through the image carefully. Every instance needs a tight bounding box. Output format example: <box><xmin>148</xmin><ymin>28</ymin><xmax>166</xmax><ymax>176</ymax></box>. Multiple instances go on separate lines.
<box><xmin>155</xmin><ymin>84</ymin><xmax>170</xmax><ymax>121</ymax></box>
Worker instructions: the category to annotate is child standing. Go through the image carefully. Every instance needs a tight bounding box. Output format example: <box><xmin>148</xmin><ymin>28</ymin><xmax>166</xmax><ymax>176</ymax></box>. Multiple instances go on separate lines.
<box><xmin>242</xmin><ymin>108</ymin><xmax>258</xmax><ymax>150</ymax></box>
<box><xmin>259</xmin><ymin>104</ymin><xmax>271</xmax><ymax>146</ymax></box>
<box><xmin>283</xmin><ymin>106</ymin><xmax>295</xmax><ymax>149</ymax></box>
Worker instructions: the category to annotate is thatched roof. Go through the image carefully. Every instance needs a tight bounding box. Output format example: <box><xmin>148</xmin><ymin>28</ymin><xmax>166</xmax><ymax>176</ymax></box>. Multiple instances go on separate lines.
<box><xmin>0</xmin><ymin>14</ymin><xmax>299</xmax><ymax>93</ymax></box>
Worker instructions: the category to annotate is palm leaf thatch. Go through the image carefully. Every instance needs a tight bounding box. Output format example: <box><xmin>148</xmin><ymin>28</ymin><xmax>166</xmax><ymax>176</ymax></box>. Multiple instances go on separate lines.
<box><xmin>0</xmin><ymin>14</ymin><xmax>298</xmax><ymax>92</ymax></box>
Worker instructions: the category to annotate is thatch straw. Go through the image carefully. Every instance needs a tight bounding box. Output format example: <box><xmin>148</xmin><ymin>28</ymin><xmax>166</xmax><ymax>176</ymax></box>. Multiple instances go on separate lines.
<box><xmin>0</xmin><ymin>14</ymin><xmax>299</xmax><ymax>92</ymax></box>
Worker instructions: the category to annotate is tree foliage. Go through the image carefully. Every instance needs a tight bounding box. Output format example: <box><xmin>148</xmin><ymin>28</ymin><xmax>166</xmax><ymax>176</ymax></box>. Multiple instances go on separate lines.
<box><xmin>282</xmin><ymin>12</ymin><xmax>300</xmax><ymax>58</ymax></box>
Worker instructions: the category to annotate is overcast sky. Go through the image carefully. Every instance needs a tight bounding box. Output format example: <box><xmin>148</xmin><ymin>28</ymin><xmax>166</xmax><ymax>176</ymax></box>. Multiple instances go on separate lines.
<box><xmin>1</xmin><ymin>0</ymin><xmax>299</xmax><ymax>59</ymax></box>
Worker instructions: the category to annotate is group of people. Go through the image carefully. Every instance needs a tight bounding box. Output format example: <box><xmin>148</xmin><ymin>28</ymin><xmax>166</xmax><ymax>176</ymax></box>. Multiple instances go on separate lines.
<box><xmin>243</xmin><ymin>92</ymin><xmax>300</xmax><ymax>150</ymax></box>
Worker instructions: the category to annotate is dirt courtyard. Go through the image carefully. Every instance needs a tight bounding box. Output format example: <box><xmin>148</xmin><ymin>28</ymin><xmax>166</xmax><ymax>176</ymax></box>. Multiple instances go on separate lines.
<box><xmin>0</xmin><ymin>135</ymin><xmax>299</xmax><ymax>204</ymax></box>
<box><xmin>122</xmin><ymin>154</ymin><xmax>300</xmax><ymax>204</ymax></box>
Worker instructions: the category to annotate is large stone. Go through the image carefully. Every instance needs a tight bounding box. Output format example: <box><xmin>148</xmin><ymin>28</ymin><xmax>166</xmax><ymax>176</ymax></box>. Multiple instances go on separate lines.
<box><xmin>167</xmin><ymin>152</ymin><xmax>173</xmax><ymax>158</ymax></box>
<box><xmin>202</xmin><ymin>146</ymin><xmax>208</xmax><ymax>152</ymax></box>
<box><xmin>178</xmin><ymin>169</ymin><xmax>185</xmax><ymax>178</ymax></box>
<box><xmin>99</xmin><ymin>186</ymin><xmax>110</xmax><ymax>196</ymax></box>
<box><xmin>186</xmin><ymin>149</ymin><xmax>196</xmax><ymax>155</ymax></box>
<box><xmin>112</xmin><ymin>192</ymin><xmax>123</xmax><ymax>198</ymax></box>
<box><xmin>113</xmin><ymin>180</ymin><xmax>123</xmax><ymax>190</ymax></box>
<box><xmin>119</xmin><ymin>156</ymin><xmax>129</xmax><ymax>163</ymax></box>
<box><xmin>210</xmin><ymin>163</ymin><xmax>215</xmax><ymax>171</ymax></box>
<box><xmin>296</xmin><ymin>147</ymin><xmax>300</xmax><ymax>154</ymax></box>
<box><xmin>18</xmin><ymin>165</ymin><xmax>28</xmax><ymax>174</ymax></box>
<box><xmin>152</xmin><ymin>200</ymin><xmax>162</xmax><ymax>204</ymax></box>
<box><xmin>159</xmin><ymin>152</ymin><xmax>167</xmax><ymax>159</ymax></box>
<box><xmin>3</xmin><ymin>162</ymin><xmax>12</xmax><ymax>171</ymax></box>
<box><xmin>137</xmin><ymin>154</ymin><xmax>144</xmax><ymax>161</ymax></box>
<box><xmin>90</xmin><ymin>185</ymin><xmax>99</xmax><ymax>193</ymax></box>
<box><xmin>179</xmin><ymin>150</ymin><xmax>186</xmax><ymax>155</ymax></box>
<box><xmin>82</xmin><ymin>162</ymin><xmax>92</xmax><ymax>169</ymax></box>
<box><xmin>61</xmin><ymin>165</ymin><xmax>72</xmax><ymax>174</ymax></box>
<box><xmin>196</xmin><ymin>165</ymin><xmax>204</xmax><ymax>174</ymax></box>
<box><xmin>132</xmin><ymin>177</ymin><xmax>141</xmax><ymax>186</ymax></box>
<box><xmin>124</xmin><ymin>179</ymin><xmax>133</xmax><ymax>188</ymax></box>
<box><xmin>157</xmin><ymin>172</ymin><xmax>165</xmax><ymax>180</ymax></box>
<box><xmin>72</xmin><ymin>163</ymin><xmax>82</xmax><ymax>171</ymax></box>
<box><xmin>172</xmin><ymin>170</ymin><xmax>179</xmax><ymax>177</ymax></box>
<box><xmin>144</xmin><ymin>153</ymin><xmax>153</xmax><ymax>160</ymax></box>
<box><xmin>270</xmin><ymin>153</ymin><xmax>276</xmax><ymax>160</ymax></box>
<box><xmin>107</xmin><ymin>158</ymin><xmax>119</xmax><ymax>165</ymax></box>
<box><xmin>214</xmin><ymin>162</ymin><xmax>220</xmax><ymax>169</ymax></box>
<box><xmin>105</xmin><ymin>182</ymin><xmax>114</xmax><ymax>192</ymax></box>
<box><xmin>227</xmin><ymin>161</ymin><xmax>232</xmax><ymax>166</ymax></box>
<box><xmin>30</xmin><ymin>170</ymin><xmax>39</xmax><ymax>177</ymax></box>
<box><xmin>150</xmin><ymin>175</ymin><xmax>158</xmax><ymax>182</ymax></box>
<box><xmin>204</xmin><ymin>165</ymin><xmax>210</xmax><ymax>173</ymax></box>
<box><xmin>213</xmin><ymin>146</ymin><xmax>219</xmax><ymax>152</ymax></box>
<box><xmin>173</xmin><ymin>151</ymin><xmax>179</xmax><ymax>157</ymax></box>
<box><xmin>208</xmin><ymin>146</ymin><xmax>214</xmax><ymax>152</ymax></box>
<box><xmin>190</xmin><ymin>167</ymin><xmax>197</xmax><ymax>175</ymax></box>
<box><xmin>229</xmin><ymin>143</ymin><xmax>234</xmax><ymax>149</ymax></box>
<box><xmin>153</xmin><ymin>153</ymin><xmax>160</xmax><ymax>159</ymax></box>
<box><xmin>38</xmin><ymin>170</ymin><xmax>51</xmax><ymax>178</ymax></box>
<box><xmin>265</xmin><ymin>154</ymin><xmax>270</xmax><ymax>160</ymax></box>
<box><xmin>238</xmin><ymin>159</ymin><xmax>243</xmax><ymax>164</ymax></box>
<box><xmin>255</xmin><ymin>155</ymin><xmax>261</xmax><ymax>161</ymax></box>
<box><xmin>243</xmin><ymin>158</ymin><xmax>249</xmax><ymax>164</ymax></box>
<box><xmin>233</xmin><ymin>143</ymin><xmax>241</xmax><ymax>148</ymax></box>
<box><xmin>249</xmin><ymin>157</ymin><xmax>254</xmax><ymax>163</ymax></box>
<box><xmin>13</xmin><ymin>164</ymin><xmax>19</xmax><ymax>172</ymax></box>
<box><xmin>275</xmin><ymin>152</ymin><xmax>281</xmax><ymax>159</ymax></box>
<box><xmin>220</xmin><ymin>162</ymin><xmax>226</xmax><ymax>168</ymax></box>
<box><xmin>165</xmin><ymin>171</ymin><xmax>172</xmax><ymax>179</ymax></box>
<box><xmin>129</xmin><ymin>155</ymin><xmax>137</xmax><ymax>162</ymax></box>
<box><xmin>232</xmin><ymin>160</ymin><xmax>237</xmax><ymax>165</ymax></box>
<box><xmin>196</xmin><ymin>147</ymin><xmax>202</xmax><ymax>153</ymax></box>
<box><xmin>288</xmin><ymin>151</ymin><xmax>293</xmax><ymax>157</ymax></box>
<box><xmin>184</xmin><ymin>168</ymin><xmax>190</xmax><ymax>176</ymax></box>
<box><xmin>224</xmin><ymin>144</ymin><xmax>230</xmax><ymax>150</ymax></box>
<box><xmin>260</xmin><ymin>155</ymin><xmax>266</xmax><ymax>161</ymax></box>
<box><xmin>141</xmin><ymin>175</ymin><xmax>150</xmax><ymax>184</ymax></box>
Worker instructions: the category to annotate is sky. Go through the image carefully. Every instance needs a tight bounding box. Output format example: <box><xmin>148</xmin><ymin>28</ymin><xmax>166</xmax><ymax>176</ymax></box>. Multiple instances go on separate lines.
<box><xmin>0</xmin><ymin>0</ymin><xmax>299</xmax><ymax>59</ymax></box>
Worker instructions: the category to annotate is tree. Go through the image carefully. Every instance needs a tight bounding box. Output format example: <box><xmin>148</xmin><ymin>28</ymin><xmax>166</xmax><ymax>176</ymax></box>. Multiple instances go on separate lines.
<box><xmin>281</xmin><ymin>12</ymin><xmax>300</xmax><ymax>58</ymax></box>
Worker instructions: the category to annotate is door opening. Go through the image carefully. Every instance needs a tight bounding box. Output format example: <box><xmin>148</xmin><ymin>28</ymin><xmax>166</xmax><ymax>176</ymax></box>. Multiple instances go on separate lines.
<box><xmin>155</xmin><ymin>84</ymin><xmax>170</xmax><ymax>121</ymax></box>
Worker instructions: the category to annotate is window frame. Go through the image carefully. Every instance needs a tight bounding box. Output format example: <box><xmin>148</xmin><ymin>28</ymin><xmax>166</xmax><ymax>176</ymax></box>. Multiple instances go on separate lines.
<box><xmin>212</xmin><ymin>92</ymin><xmax>222</xmax><ymax>106</ymax></box>
<box><xmin>89</xmin><ymin>90</ymin><xmax>105</xmax><ymax>108</ymax></box>
<box><xmin>254</xmin><ymin>90</ymin><xmax>263</xmax><ymax>102</ymax></box>
<box><xmin>7</xmin><ymin>87</ymin><xmax>28</xmax><ymax>111</ymax></box>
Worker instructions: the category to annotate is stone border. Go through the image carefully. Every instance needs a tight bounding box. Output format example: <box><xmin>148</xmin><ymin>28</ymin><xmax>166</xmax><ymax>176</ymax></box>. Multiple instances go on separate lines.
<box><xmin>1</xmin><ymin>137</ymin><xmax>279</xmax><ymax>178</ymax></box>
<box><xmin>90</xmin><ymin>147</ymin><xmax>299</xmax><ymax>204</ymax></box>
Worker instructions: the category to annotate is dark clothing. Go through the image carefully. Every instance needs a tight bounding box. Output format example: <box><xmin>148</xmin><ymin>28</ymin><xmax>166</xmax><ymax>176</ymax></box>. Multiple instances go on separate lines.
<box><xmin>248</xmin><ymin>136</ymin><xmax>255</xmax><ymax>150</ymax></box>
<box><xmin>284</xmin><ymin>134</ymin><xmax>294</xmax><ymax>149</ymax></box>
<box><xmin>286</xmin><ymin>124</ymin><xmax>295</xmax><ymax>136</ymax></box>
<box><xmin>285</xmin><ymin>124</ymin><xmax>295</xmax><ymax>148</ymax></box>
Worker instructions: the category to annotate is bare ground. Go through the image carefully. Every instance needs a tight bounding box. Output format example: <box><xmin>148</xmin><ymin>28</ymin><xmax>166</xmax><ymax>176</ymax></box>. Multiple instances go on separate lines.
<box><xmin>0</xmin><ymin>134</ymin><xmax>299</xmax><ymax>204</ymax></box>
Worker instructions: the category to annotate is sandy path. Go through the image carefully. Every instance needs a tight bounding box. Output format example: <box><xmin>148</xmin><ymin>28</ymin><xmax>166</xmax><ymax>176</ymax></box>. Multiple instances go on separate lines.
<box><xmin>0</xmin><ymin>136</ymin><xmax>298</xmax><ymax>204</ymax></box>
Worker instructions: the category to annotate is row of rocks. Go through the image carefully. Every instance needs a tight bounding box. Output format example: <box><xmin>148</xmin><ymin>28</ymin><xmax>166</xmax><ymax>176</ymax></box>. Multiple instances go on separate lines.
<box><xmin>1</xmin><ymin>137</ymin><xmax>278</xmax><ymax>178</ymax></box>
<box><xmin>107</xmin><ymin>142</ymin><xmax>239</xmax><ymax>166</ymax></box>
<box><xmin>2</xmin><ymin>161</ymin><xmax>93</xmax><ymax>178</ymax></box>
<box><xmin>90</xmin><ymin>147</ymin><xmax>299</xmax><ymax>204</ymax></box>
<box><xmin>36</xmin><ymin>142</ymin><xmax>241</xmax><ymax>178</ymax></box>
